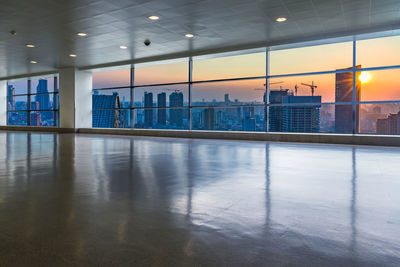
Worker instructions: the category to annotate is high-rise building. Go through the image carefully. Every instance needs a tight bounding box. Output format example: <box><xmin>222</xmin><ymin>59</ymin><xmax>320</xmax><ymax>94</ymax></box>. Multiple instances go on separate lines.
<box><xmin>243</xmin><ymin>111</ymin><xmax>256</xmax><ymax>131</ymax></box>
<box><xmin>7</xmin><ymin>85</ymin><xmax>15</xmax><ymax>111</ymax></box>
<box><xmin>144</xmin><ymin>92</ymin><xmax>153</xmax><ymax>127</ymax></box>
<box><xmin>224</xmin><ymin>93</ymin><xmax>230</xmax><ymax>104</ymax></box>
<box><xmin>203</xmin><ymin>107</ymin><xmax>215</xmax><ymax>130</ymax></box>
<box><xmin>335</xmin><ymin>66</ymin><xmax>361</xmax><ymax>133</ymax></box>
<box><xmin>169</xmin><ymin>91</ymin><xmax>183</xmax><ymax>127</ymax></box>
<box><xmin>376</xmin><ymin>111</ymin><xmax>400</xmax><ymax>135</ymax></box>
<box><xmin>35</xmin><ymin>79</ymin><xmax>50</xmax><ymax>110</ymax></box>
<box><xmin>157</xmin><ymin>92</ymin><xmax>167</xmax><ymax>125</ymax></box>
<box><xmin>269</xmin><ymin>89</ymin><xmax>322</xmax><ymax>132</ymax></box>
<box><xmin>92</xmin><ymin>92</ymin><xmax>124</xmax><ymax>128</ymax></box>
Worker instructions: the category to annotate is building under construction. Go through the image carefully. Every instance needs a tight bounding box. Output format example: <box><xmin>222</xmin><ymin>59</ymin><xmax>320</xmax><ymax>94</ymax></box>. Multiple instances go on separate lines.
<box><xmin>268</xmin><ymin>89</ymin><xmax>322</xmax><ymax>133</ymax></box>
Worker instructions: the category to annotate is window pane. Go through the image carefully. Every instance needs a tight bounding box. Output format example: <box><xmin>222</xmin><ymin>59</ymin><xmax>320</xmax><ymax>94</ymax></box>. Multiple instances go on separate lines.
<box><xmin>270</xmin><ymin>42</ymin><xmax>353</xmax><ymax>75</ymax></box>
<box><xmin>269</xmin><ymin>72</ymin><xmax>354</xmax><ymax>104</ymax></box>
<box><xmin>192</xmin><ymin>79</ymin><xmax>265</xmax><ymax>106</ymax></box>
<box><xmin>193</xmin><ymin>52</ymin><xmax>266</xmax><ymax>81</ymax></box>
<box><xmin>92</xmin><ymin>68</ymin><xmax>130</xmax><ymax>89</ymax></box>
<box><xmin>134</xmin><ymin>108</ymin><xmax>189</xmax><ymax>130</ymax></box>
<box><xmin>268</xmin><ymin>103</ymin><xmax>353</xmax><ymax>134</ymax></box>
<box><xmin>357</xmin><ymin>69</ymin><xmax>400</xmax><ymax>102</ymax></box>
<box><xmin>8</xmin><ymin>112</ymin><xmax>28</xmax><ymax>126</ymax></box>
<box><xmin>93</xmin><ymin>88</ymin><xmax>130</xmax><ymax>109</ymax></box>
<box><xmin>10</xmin><ymin>96</ymin><xmax>28</xmax><ymax>111</ymax></box>
<box><xmin>192</xmin><ymin>106</ymin><xmax>265</xmax><ymax>131</ymax></box>
<box><xmin>134</xmin><ymin>61</ymin><xmax>188</xmax><ymax>85</ymax></box>
<box><xmin>31</xmin><ymin>77</ymin><xmax>56</xmax><ymax>93</ymax></box>
<box><xmin>30</xmin><ymin>94</ymin><xmax>55</xmax><ymax>110</ymax></box>
<box><xmin>7</xmin><ymin>80</ymin><xmax>27</xmax><ymax>95</ymax></box>
<box><xmin>93</xmin><ymin>109</ymin><xmax>130</xmax><ymax>128</ymax></box>
<box><xmin>30</xmin><ymin>111</ymin><xmax>55</xmax><ymax>126</ymax></box>
<box><xmin>360</xmin><ymin>103</ymin><xmax>400</xmax><ymax>135</ymax></box>
<box><xmin>134</xmin><ymin>84</ymin><xmax>188</xmax><ymax>108</ymax></box>
<box><xmin>357</xmin><ymin>35</ymin><xmax>400</xmax><ymax>68</ymax></box>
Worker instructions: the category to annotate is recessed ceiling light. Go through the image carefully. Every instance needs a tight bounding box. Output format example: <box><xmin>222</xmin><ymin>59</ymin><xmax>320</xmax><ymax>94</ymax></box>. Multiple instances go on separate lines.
<box><xmin>185</xmin><ymin>33</ymin><xmax>194</xmax><ymax>38</ymax></box>
<box><xmin>30</xmin><ymin>60</ymin><xmax>38</xmax><ymax>64</ymax></box>
<box><xmin>148</xmin><ymin>15</ymin><xmax>159</xmax><ymax>20</ymax></box>
<box><xmin>26</xmin><ymin>44</ymin><xmax>35</xmax><ymax>48</ymax></box>
<box><xmin>120</xmin><ymin>45</ymin><xmax>128</xmax><ymax>49</ymax></box>
<box><xmin>69</xmin><ymin>54</ymin><xmax>77</xmax><ymax>57</ymax></box>
<box><xmin>77</xmin><ymin>32</ymin><xmax>87</xmax><ymax>37</ymax></box>
<box><xmin>276</xmin><ymin>17</ymin><xmax>287</xmax><ymax>22</ymax></box>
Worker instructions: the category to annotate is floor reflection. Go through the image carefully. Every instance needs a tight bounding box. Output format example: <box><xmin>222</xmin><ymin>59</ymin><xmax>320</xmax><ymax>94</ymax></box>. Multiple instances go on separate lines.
<box><xmin>0</xmin><ymin>131</ymin><xmax>399</xmax><ymax>266</ymax></box>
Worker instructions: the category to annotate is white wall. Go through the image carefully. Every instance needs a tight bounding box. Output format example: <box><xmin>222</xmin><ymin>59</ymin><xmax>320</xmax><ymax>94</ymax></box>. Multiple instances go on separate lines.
<box><xmin>0</xmin><ymin>80</ymin><xmax>7</xmax><ymax>126</ymax></box>
<box><xmin>59</xmin><ymin>68</ymin><xmax>92</xmax><ymax>128</ymax></box>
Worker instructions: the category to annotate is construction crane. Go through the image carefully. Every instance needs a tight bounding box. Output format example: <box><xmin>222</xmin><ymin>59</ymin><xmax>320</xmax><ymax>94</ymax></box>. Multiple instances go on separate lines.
<box><xmin>294</xmin><ymin>84</ymin><xmax>299</xmax><ymax>96</ymax></box>
<box><xmin>301</xmin><ymin>81</ymin><xmax>317</xmax><ymax>96</ymax></box>
<box><xmin>254</xmin><ymin>81</ymin><xmax>283</xmax><ymax>90</ymax></box>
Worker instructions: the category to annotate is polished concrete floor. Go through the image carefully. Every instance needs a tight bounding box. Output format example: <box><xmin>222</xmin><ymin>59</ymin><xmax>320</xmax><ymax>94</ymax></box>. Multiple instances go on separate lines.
<box><xmin>0</xmin><ymin>131</ymin><xmax>399</xmax><ymax>266</ymax></box>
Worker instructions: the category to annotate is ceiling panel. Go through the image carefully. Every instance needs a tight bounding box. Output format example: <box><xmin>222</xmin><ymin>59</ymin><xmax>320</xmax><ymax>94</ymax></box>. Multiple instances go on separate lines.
<box><xmin>0</xmin><ymin>0</ymin><xmax>400</xmax><ymax>77</ymax></box>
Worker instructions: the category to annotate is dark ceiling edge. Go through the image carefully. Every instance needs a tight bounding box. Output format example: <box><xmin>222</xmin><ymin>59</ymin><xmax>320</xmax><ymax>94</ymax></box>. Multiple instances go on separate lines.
<box><xmin>0</xmin><ymin>70</ymin><xmax>59</xmax><ymax>81</ymax></box>
<box><xmin>1</xmin><ymin>23</ymin><xmax>400</xmax><ymax>80</ymax></box>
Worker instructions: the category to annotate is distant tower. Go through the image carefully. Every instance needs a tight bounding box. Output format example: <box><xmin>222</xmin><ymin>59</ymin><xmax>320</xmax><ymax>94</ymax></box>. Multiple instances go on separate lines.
<box><xmin>157</xmin><ymin>92</ymin><xmax>167</xmax><ymax>125</ymax></box>
<box><xmin>35</xmin><ymin>79</ymin><xmax>50</xmax><ymax>110</ymax></box>
<box><xmin>335</xmin><ymin>66</ymin><xmax>361</xmax><ymax>133</ymax></box>
<box><xmin>169</xmin><ymin>91</ymin><xmax>184</xmax><ymax>127</ymax></box>
<box><xmin>7</xmin><ymin>85</ymin><xmax>15</xmax><ymax>111</ymax></box>
<box><xmin>224</xmin><ymin>93</ymin><xmax>230</xmax><ymax>104</ymax></box>
<box><xmin>144</xmin><ymin>92</ymin><xmax>153</xmax><ymax>127</ymax></box>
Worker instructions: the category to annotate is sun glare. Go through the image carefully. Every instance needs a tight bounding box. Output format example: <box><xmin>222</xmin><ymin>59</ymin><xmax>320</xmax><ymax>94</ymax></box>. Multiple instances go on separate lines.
<box><xmin>359</xmin><ymin>72</ymin><xmax>371</xmax><ymax>84</ymax></box>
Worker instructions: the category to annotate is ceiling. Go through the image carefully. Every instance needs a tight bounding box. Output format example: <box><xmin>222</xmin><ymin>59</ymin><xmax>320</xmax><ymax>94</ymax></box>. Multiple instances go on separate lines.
<box><xmin>1</xmin><ymin>0</ymin><xmax>400</xmax><ymax>78</ymax></box>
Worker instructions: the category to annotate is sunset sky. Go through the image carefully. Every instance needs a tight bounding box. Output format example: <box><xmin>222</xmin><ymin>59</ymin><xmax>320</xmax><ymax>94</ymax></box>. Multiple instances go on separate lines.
<box><xmin>91</xmin><ymin>35</ymin><xmax>400</xmax><ymax>103</ymax></box>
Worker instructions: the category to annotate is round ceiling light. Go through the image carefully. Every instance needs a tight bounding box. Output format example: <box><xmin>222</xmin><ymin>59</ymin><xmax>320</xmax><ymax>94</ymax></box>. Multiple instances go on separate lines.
<box><xmin>276</xmin><ymin>17</ymin><xmax>287</xmax><ymax>22</ymax></box>
<box><xmin>148</xmin><ymin>15</ymin><xmax>159</xmax><ymax>20</ymax></box>
<box><xmin>185</xmin><ymin>33</ymin><xmax>194</xmax><ymax>38</ymax></box>
<box><xmin>69</xmin><ymin>54</ymin><xmax>77</xmax><ymax>57</ymax></box>
<box><xmin>77</xmin><ymin>32</ymin><xmax>87</xmax><ymax>37</ymax></box>
<box><xmin>30</xmin><ymin>60</ymin><xmax>38</xmax><ymax>64</ymax></box>
<box><xmin>120</xmin><ymin>45</ymin><xmax>128</xmax><ymax>49</ymax></box>
<box><xmin>26</xmin><ymin>44</ymin><xmax>35</xmax><ymax>48</ymax></box>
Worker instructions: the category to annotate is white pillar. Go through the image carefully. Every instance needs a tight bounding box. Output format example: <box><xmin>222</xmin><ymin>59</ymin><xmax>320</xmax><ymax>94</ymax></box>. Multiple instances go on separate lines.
<box><xmin>59</xmin><ymin>68</ymin><xmax>92</xmax><ymax>128</ymax></box>
<box><xmin>0</xmin><ymin>80</ymin><xmax>7</xmax><ymax>126</ymax></box>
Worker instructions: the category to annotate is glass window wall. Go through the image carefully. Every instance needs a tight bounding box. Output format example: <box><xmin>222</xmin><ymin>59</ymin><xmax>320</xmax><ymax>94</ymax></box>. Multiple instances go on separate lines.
<box><xmin>90</xmin><ymin>31</ymin><xmax>400</xmax><ymax>135</ymax></box>
<box><xmin>7</xmin><ymin>75</ymin><xmax>59</xmax><ymax>127</ymax></box>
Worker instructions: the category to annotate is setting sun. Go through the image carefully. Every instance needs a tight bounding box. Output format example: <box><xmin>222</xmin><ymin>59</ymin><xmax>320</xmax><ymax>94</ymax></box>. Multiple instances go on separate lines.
<box><xmin>359</xmin><ymin>72</ymin><xmax>371</xmax><ymax>84</ymax></box>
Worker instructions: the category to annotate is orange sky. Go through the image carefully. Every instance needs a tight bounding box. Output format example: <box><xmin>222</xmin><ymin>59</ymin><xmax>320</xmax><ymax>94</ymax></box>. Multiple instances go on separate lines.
<box><xmin>93</xmin><ymin>36</ymin><xmax>400</xmax><ymax>103</ymax></box>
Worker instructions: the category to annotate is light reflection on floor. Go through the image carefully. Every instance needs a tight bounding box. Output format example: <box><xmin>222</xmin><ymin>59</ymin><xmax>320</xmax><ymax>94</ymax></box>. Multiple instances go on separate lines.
<box><xmin>0</xmin><ymin>131</ymin><xmax>399</xmax><ymax>266</ymax></box>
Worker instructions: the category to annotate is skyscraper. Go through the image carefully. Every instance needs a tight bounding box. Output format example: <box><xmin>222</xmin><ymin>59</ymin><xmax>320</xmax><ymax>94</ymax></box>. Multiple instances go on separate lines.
<box><xmin>144</xmin><ymin>92</ymin><xmax>153</xmax><ymax>127</ymax></box>
<box><xmin>35</xmin><ymin>79</ymin><xmax>50</xmax><ymax>110</ymax></box>
<box><xmin>169</xmin><ymin>91</ymin><xmax>183</xmax><ymax>127</ymax></box>
<box><xmin>335</xmin><ymin>66</ymin><xmax>361</xmax><ymax>133</ymax></box>
<box><xmin>157</xmin><ymin>92</ymin><xmax>166</xmax><ymax>125</ymax></box>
